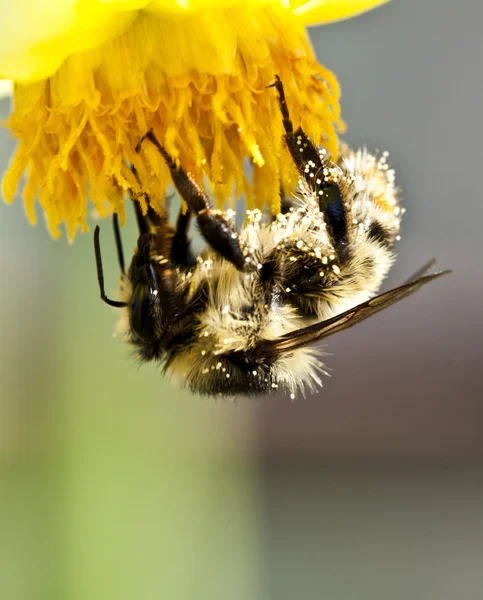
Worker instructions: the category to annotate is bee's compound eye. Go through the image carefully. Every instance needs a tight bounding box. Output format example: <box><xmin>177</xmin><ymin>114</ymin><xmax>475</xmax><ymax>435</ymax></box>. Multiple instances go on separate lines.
<box><xmin>130</xmin><ymin>282</ymin><xmax>158</xmax><ymax>342</ymax></box>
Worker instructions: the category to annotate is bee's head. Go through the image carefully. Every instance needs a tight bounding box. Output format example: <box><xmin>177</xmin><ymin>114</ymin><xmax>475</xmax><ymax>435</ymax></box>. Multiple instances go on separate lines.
<box><xmin>123</xmin><ymin>231</ymin><xmax>186</xmax><ymax>360</ymax></box>
<box><xmin>127</xmin><ymin>233</ymin><xmax>164</xmax><ymax>345</ymax></box>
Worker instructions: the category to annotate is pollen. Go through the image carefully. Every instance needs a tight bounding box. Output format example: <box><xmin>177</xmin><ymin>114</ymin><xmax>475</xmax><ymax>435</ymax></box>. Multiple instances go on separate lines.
<box><xmin>2</xmin><ymin>4</ymin><xmax>344</xmax><ymax>241</ymax></box>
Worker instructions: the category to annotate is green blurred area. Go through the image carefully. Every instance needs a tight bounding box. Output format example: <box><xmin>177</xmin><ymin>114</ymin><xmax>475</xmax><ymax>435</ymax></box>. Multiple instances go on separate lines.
<box><xmin>0</xmin><ymin>101</ymin><xmax>262</xmax><ymax>600</ymax></box>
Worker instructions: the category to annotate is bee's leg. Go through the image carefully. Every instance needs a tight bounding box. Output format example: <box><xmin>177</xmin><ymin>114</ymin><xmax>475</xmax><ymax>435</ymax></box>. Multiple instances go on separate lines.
<box><xmin>171</xmin><ymin>209</ymin><xmax>197</xmax><ymax>268</ymax></box>
<box><xmin>130</xmin><ymin>148</ymin><xmax>172</xmax><ymax>230</ymax></box>
<box><xmin>132</xmin><ymin>195</ymin><xmax>196</xmax><ymax>268</ymax></box>
<box><xmin>271</xmin><ymin>76</ymin><xmax>349</xmax><ymax>263</ymax></box>
<box><xmin>129</xmin><ymin>159</ymin><xmax>155</xmax><ymax>235</ymax></box>
<box><xmin>269</xmin><ymin>75</ymin><xmax>325</xmax><ymax>177</ymax></box>
<box><xmin>130</xmin><ymin>157</ymin><xmax>178</xmax><ymax>255</ymax></box>
<box><xmin>112</xmin><ymin>212</ymin><xmax>125</xmax><ymax>275</ymax></box>
<box><xmin>140</xmin><ymin>130</ymin><xmax>255</xmax><ymax>272</ymax></box>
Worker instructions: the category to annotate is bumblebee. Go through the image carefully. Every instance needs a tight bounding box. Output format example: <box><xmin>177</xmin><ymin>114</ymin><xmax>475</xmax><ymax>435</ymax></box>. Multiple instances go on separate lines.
<box><xmin>94</xmin><ymin>77</ymin><xmax>449</xmax><ymax>397</ymax></box>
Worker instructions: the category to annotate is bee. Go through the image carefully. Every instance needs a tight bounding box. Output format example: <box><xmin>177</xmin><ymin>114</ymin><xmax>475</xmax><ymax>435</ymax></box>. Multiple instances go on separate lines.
<box><xmin>94</xmin><ymin>77</ymin><xmax>450</xmax><ymax>397</ymax></box>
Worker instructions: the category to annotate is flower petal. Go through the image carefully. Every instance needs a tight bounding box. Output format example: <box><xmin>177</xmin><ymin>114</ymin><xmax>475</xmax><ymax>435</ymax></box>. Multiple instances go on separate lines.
<box><xmin>3</xmin><ymin>4</ymin><xmax>344</xmax><ymax>239</ymax></box>
<box><xmin>0</xmin><ymin>0</ymin><xmax>149</xmax><ymax>82</ymax></box>
<box><xmin>294</xmin><ymin>0</ymin><xmax>390</xmax><ymax>25</ymax></box>
<box><xmin>0</xmin><ymin>0</ymin><xmax>389</xmax><ymax>82</ymax></box>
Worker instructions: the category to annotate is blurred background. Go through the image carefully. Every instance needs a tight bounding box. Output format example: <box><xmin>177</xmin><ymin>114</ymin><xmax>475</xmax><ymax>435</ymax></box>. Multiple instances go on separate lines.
<box><xmin>1</xmin><ymin>0</ymin><xmax>482</xmax><ymax>598</ymax></box>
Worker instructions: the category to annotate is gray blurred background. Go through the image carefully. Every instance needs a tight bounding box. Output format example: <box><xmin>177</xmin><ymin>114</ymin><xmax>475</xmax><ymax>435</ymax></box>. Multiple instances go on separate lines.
<box><xmin>1</xmin><ymin>0</ymin><xmax>482</xmax><ymax>598</ymax></box>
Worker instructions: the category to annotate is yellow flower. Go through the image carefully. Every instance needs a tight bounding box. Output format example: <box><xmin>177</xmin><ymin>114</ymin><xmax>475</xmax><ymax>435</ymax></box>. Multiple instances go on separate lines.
<box><xmin>1</xmin><ymin>0</ymin><xmax>389</xmax><ymax>240</ymax></box>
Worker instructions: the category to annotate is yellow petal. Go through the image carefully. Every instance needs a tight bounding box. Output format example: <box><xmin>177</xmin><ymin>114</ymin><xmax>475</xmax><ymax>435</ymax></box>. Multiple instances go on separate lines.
<box><xmin>3</xmin><ymin>4</ymin><xmax>344</xmax><ymax>239</ymax></box>
<box><xmin>146</xmin><ymin>0</ymin><xmax>288</xmax><ymax>16</ymax></box>
<box><xmin>0</xmin><ymin>0</ymin><xmax>280</xmax><ymax>81</ymax></box>
<box><xmin>0</xmin><ymin>0</ymin><xmax>390</xmax><ymax>82</ymax></box>
<box><xmin>0</xmin><ymin>1</ymin><xmax>148</xmax><ymax>82</ymax></box>
<box><xmin>3</xmin><ymin>0</ymin><xmax>395</xmax><ymax>239</ymax></box>
<box><xmin>294</xmin><ymin>0</ymin><xmax>391</xmax><ymax>25</ymax></box>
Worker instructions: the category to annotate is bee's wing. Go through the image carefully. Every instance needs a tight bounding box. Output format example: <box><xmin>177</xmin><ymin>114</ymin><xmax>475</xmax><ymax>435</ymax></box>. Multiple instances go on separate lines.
<box><xmin>403</xmin><ymin>257</ymin><xmax>437</xmax><ymax>285</ymax></box>
<box><xmin>261</xmin><ymin>269</ymin><xmax>451</xmax><ymax>356</ymax></box>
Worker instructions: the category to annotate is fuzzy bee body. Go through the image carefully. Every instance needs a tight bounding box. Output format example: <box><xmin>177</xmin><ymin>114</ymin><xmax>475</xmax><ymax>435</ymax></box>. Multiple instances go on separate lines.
<box><xmin>94</xmin><ymin>80</ymin><xmax>449</xmax><ymax>397</ymax></box>
<box><xmin>124</xmin><ymin>147</ymin><xmax>399</xmax><ymax>396</ymax></box>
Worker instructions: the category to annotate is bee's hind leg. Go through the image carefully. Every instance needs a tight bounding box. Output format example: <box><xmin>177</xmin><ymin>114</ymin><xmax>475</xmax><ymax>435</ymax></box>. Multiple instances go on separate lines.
<box><xmin>269</xmin><ymin>75</ymin><xmax>325</xmax><ymax>178</ymax></box>
<box><xmin>270</xmin><ymin>77</ymin><xmax>349</xmax><ymax>263</ymax></box>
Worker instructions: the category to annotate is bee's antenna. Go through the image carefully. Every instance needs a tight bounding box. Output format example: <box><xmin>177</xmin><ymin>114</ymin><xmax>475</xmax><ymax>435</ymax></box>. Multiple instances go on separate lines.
<box><xmin>112</xmin><ymin>213</ymin><xmax>125</xmax><ymax>275</ymax></box>
<box><xmin>94</xmin><ymin>226</ymin><xmax>127</xmax><ymax>308</ymax></box>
